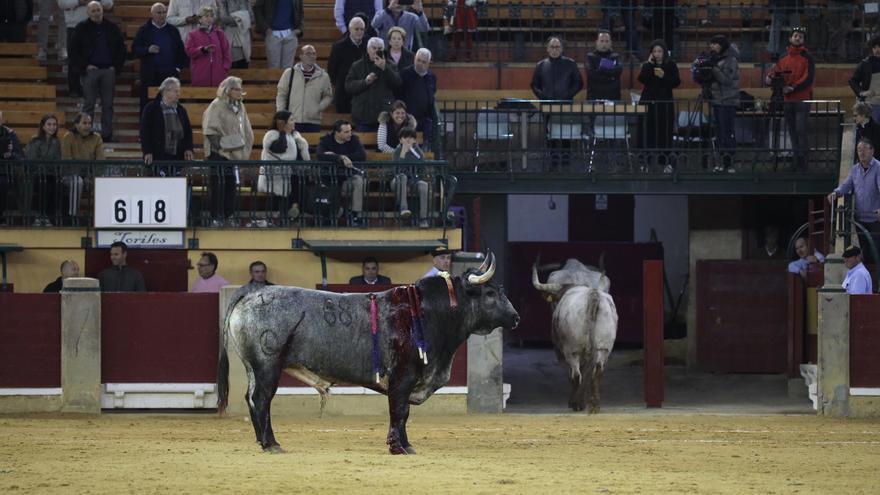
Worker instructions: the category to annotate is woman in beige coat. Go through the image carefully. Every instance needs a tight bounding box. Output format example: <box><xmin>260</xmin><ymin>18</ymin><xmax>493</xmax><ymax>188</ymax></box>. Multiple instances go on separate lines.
<box><xmin>202</xmin><ymin>76</ymin><xmax>254</xmax><ymax>227</ymax></box>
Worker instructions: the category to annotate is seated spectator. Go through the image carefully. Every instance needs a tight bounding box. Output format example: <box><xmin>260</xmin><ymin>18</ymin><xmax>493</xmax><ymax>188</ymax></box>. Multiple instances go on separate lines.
<box><xmin>216</xmin><ymin>0</ymin><xmax>254</xmax><ymax>69</ymax></box>
<box><xmin>98</xmin><ymin>241</ymin><xmax>146</xmax><ymax>292</ymax></box>
<box><xmin>0</xmin><ymin>110</ymin><xmax>24</xmax><ymax>225</ymax></box>
<box><xmin>0</xmin><ymin>0</ymin><xmax>32</xmax><ymax>42</ymax></box>
<box><xmin>371</xmin><ymin>0</ymin><xmax>427</xmax><ymax>51</ymax></box>
<box><xmin>396</xmin><ymin>48</ymin><xmax>436</xmax><ymax>151</ymax></box>
<box><xmin>787</xmin><ymin>236</ymin><xmax>825</xmax><ymax>279</ymax></box>
<box><xmin>202</xmin><ymin>76</ymin><xmax>254</xmax><ymax>227</ymax></box>
<box><xmin>131</xmin><ymin>3</ymin><xmax>188</xmax><ymax>113</ymax></box>
<box><xmin>391</xmin><ymin>127</ymin><xmax>429</xmax><ymax>227</ymax></box>
<box><xmin>377</xmin><ymin>100</ymin><xmax>416</xmax><ymax>154</ymax></box>
<box><xmin>848</xmin><ymin>36</ymin><xmax>880</xmax><ymax>124</ymax></box>
<box><xmin>328</xmin><ymin>16</ymin><xmax>367</xmax><ymax>115</ymax></box>
<box><xmin>25</xmin><ymin>114</ymin><xmax>62</xmax><ymax>226</ymax></box>
<box><xmin>317</xmin><ymin>120</ymin><xmax>366</xmax><ymax>226</ymax></box>
<box><xmin>345</xmin><ymin>36</ymin><xmax>401</xmax><ymax>132</ymax></box>
<box><xmin>259</xmin><ymin>110</ymin><xmax>310</xmax><ymax>224</ymax></box>
<box><xmin>350</xmin><ymin>256</ymin><xmax>391</xmax><ymax>284</ymax></box>
<box><xmin>275</xmin><ymin>44</ymin><xmax>333</xmax><ymax>134</ymax></box>
<box><xmin>387</xmin><ymin>26</ymin><xmax>413</xmax><ymax>70</ymax></box>
<box><xmin>167</xmin><ymin>0</ymin><xmax>214</xmax><ymax>41</ymax></box>
<box><xmin>191</xmin><ymin>251</ymin><xmax>230</xmax><ymax>292</ymax></box>
<box><xmin>335</xmin><ymin>0</ymin><xmax>381</xmax><ymax>35</ymax></box>
<box><xmin>853</xmin><ymin>102</ymin><xmax>880</xmax><ymax>161</ymax></box>
<box><xmin>842</xmin><ymin>246</ymin><xmax>872</xmax><ymax>295</ymax></box>
<box><xmin>421</xmin><ymin>247</ymin><xmax>452</xmax><ymax>279</ymax></box>
<box><xmin>43</xmin><ymin>259</ymin><xmax>81</xmax><ymax>293</ymax></box>
<box><xmin>140</xmin><ymin>77</ymin><xmax>194</xmax><ymax>177</ymax></box>
<box><xmin>184</xmin><ymin>6</ymin><xmax>232</xmax><ymax>88</ymax></box>
<box><xmin>60</xmin><ymin>113</ymin><xmax>102</xmax><ymax>223</ymax></box>
<box><xmin>248</xmin><ymin>260</ymin><xmax>274</xmax><ymax>287</ymax></box>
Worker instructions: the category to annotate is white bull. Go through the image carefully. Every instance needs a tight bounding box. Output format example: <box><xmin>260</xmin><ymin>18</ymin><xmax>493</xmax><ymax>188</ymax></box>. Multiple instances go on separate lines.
<box><xmin>532</xmin><ymin>258</ymin><xmax>618</xmax><ymax>412</ymax></box>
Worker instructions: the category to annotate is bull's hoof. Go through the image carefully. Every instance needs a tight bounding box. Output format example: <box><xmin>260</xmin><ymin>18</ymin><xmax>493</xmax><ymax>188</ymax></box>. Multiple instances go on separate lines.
<box><xmin>404</xmin><ymin>446</ymin><xmax>417</xmax><ymax>455</ymax></box>
<box><xmin>263</xmin><ymin>444</ymin><xmax>286</xmax><ymax>454</ymax></box>
<box><xmin>388</xmin><ymin>443</ymin><xmax>409</xmax><ymax>455</ymax></box>
<box><xmin>588</xmin><ymin>404</ymin><xmax>600</xmax><ymax>414</ymax></box>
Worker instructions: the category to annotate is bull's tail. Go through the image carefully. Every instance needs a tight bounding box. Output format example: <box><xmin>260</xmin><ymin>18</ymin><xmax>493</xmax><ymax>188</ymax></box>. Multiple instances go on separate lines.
<box><xmin>217</xmin><ymin>290</ymin><xmax>248</xmax><ymax>414</ymax></box>
<box><xmin>586</xmin><ymin>288</ymin><xmax>600</xmax><ymax>325</ymax></box>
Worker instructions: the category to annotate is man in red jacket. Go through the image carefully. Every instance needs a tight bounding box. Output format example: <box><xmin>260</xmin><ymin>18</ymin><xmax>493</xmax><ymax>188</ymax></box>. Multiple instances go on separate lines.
<box><xmin>765</xmin><ymin>27</ymin><xmax>814</xmax><ymax>171</ymax></box>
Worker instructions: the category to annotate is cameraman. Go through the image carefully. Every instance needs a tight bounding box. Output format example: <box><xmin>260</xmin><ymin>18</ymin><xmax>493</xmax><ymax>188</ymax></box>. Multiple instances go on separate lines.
<box><xmin>848</xmin><ymin>36</ymin><xmax>880</xmax><ymax>124</ymax></box>
<box><xmin>765</xmin><ymin>27</ymin><xmax>814</xmax><ymax>171</ymax></box>
<box><xmin>701</xmin><ymin>35</ymin><xmax>740</xmax><ymax>172</ymax></box>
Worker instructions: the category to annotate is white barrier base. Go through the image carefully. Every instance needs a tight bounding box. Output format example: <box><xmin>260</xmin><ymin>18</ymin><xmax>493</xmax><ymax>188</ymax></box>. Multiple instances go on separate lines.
<box><xmin>0</xmin><ymin>388</ymin><xmax>63</xmax><ymax>396</ymax></box>
<box><xmin>800</xmin><ymin>364</ymin><xmax>818</xmax><ymax>410</ymax></box>
<box><xmin>101</xmin><ymin>383</ymin><xmax>217</xmax><ymax>409</ymax></box>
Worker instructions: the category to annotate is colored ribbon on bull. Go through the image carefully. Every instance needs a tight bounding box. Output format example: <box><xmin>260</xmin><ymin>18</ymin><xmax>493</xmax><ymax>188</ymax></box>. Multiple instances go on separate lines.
<box><xmin>438</xmin><ymin>271</ymin><xmax>458</xmax><ymax>309</ymax></box>
<box><xmin>370</xmin><ymin>294</ymin><xmax>381</xmax><ymax>383</ymax></box>
<box><xmin>407</xmin><ymin>285</ymin><xmax>428</xmax><ymax>365</ymax></box>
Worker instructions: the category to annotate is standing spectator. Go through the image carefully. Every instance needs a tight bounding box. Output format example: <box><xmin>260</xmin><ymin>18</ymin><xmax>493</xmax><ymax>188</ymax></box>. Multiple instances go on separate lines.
<box><xmin>787</xmin><ymin>236</ymin><xmax>824</xmax><ymax>279</ymax></box>
<box><xmin>828</xmin><ymin>139</ymin><xmax>880</xmax><ymax>262</ymax></box>
<box><xmin>248</xmin><ymin>260</ymin><xmax>274</xmax><ymax>287</ymax></box>
<box><xmin>36</xmin><ymin>0</ymin><xmax>66</xmax><ymax>61</ymax></box>
<box><xmin>69</xmin><ymin>1</ymin><xmax>126</xmax><ymax>143</ymax></box>
<box><xmin>25</xmin><ymin>114</ymin><xmax>63</xmax><ymax>226</ymax></box>
<box><xmin>166</xmin><ymin>0</ymin><xmax>213</xmax><ymax>41</ymax></box>
<box><xmin>258</xmin><ymin>110</ymin><xmax>310</xmax><ymax>224</ymax></box>
<box><xmin>387</xmin><ymin>27</ymin><xmax>414</xmax><ymax>70</ymax></box>
<box><xmin>767</xmin><ymin>0</ymin><xmax>801</xmax><ymax>61</ymax></box>
<box><xmin>345</xmin><ymin>37</ymin><xmax>401</xmax><ymax>132</ymax></box>
<box><xmin>349</xmin><ymin>257</ymin><xmax>391</xmax><ymax>285</ymax></box>
<box><xmin>446</xmin><ymin>0</ymin><xmax>476</xmax><ymax>62</ymax></box>
<box><xmin>0</xmin><ymin>110</ymin><xmax>24</xmax><ymax>225</ymax></box>
<box><xmin>638</xmin><ymin>39</ymin><xmax>680</xmax><ymax>173</ymax></box>
<box><xmin>766</xmin><ymin>27</ymin><xmax>814</xmax><ymax>171</ymax></box>
<box><xmin>704</xmin><ymin>34</ymin><xmax>739</xmax><ymax>172</ymax></box>
<box><xmin>823</xmin><ymin>1</ymin><xmax>851</xmax><ymax>63</ymax></box>
<box><xmin>131</xmin><ymin>3</ymin><xmax>188</xmax><ymax>112</ymax></box>
<box><xmin>377</xmin><ymin>100</ymin><xmax>416</xmax><ymax>154</ymax></box>
<box><xmin>140</xmin><ymin>77</ymin><xmax>194</xmax><ymax>177</ymax></box>
<box><xmin>397</xmin><ymin>48</ymin><xmax>437</xmax><ymax>151</ymax></box>
<box><xmin>59</xmin><ymin>0</ymin><xmax>113</xmax><ymax>96</ymax></box>
<box><xmin>646</xmin><ymin>0</ymin><xmax>676</xmax><ymax>54</ymax></box>
<box><xmin>335</xmin><ymin>0</ymin><xmax>381</xmax><ymax>36</ymax></box>
<box><xmin>842</xmin><ymin>246</ymin><xmax>873</xmax><ymax>295</ymax></box>
<box><xmin>0</xmin><ymin>0</ymin><xmax>32</xmax><ymax>42</ymax></box>
<box><xmin>202</xmin><ymin>76</ymin><xmax>254</xmax><ymax>227</ymax></box>
<box><xmin>216</xmin><ymin>0</ymin><xmax>255</xmax><ymax>69</ymax></box>
<box><xmin>98</xmin><ymin>241</ymin><xmax>146</xmax><ymax>292</ymax></box>
<box><xmin>586</xmin><ymin>30</ymin><xmax>623</xmax><ymax>101</ymax></box>
<box><xmin>60</xmin><ymin>113</ymin><xmax>103</xmax><ymax>223</ymax></box>
<box><xmin>848</xmin><ymin>36</ymin><xmax>880</xmax><ymax>124</ymax></box>
<box><xmin>371</xmin><ymin>0</ymin><xmax>427</xmax><ymax>52</ymax></box>
<box><xmin>853</xmin><ymin>102</ymin><xmax>880</xmax><ymax>161</ymax></box>
<box><xmin>599</xmin><ymin>0</ymin><xmax>638</xmax><ymax>56</ymax></box>
<box><xmin>275</xmin><ymin>44</ymin><xmax>333</xmax><ymax>134</ymax></box>
<box><xmin>43</xmin><ymin>260</ymin><xmax>80</xmax><ymax>293</ymax></box>
<box><xmin>391</xmin><ymin>127</ymin><xmax>429</xmax><ymax>227</ymax></box>
<box><xmin>317</xmin><ymin>120</ymin><xmax>366</xmax><ymax>226</ymax></box>
<box><xmin>328</xmin><ymin>16</ymin><xmax>367</xmax><ymax>114</ymax></box>
<box><xmin>531</xmin><ymin>37</ymin><xmax>583</xmax><ymax>101</ymax></box>
<box><xmin>185</xmin><ymin>6</ymin><xmax>232</xmax><ymax>88</ymax></box>
<box><xmin>254</xmin><ymin>0</ymin><xmax>303</xmax><ymax>69</ymax></box>
<box><xmin>191</xmin><ymin>252</ymin><xmax>230</xmax><ymax>292</ymax></box>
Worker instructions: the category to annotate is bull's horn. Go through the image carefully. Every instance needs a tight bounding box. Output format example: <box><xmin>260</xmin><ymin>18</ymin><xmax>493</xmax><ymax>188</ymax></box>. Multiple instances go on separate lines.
<box><xmin>476</xmin><ymin>251</ymin><xmax>491</xmax><ymax>273</ymax></box>
<box><xmin>468</xmin><ymin>252</ymin><xmax>496</xmax><ymax>285</ymax></box>
<box><xmin>532</xmin><ymin>263</ymin><xmax>562</xmax><ymax>294</ymax></box>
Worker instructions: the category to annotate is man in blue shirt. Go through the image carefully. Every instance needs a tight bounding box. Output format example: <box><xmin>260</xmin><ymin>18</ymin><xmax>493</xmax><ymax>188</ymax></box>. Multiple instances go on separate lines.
<box><xmin>255</xmin><ymin>0</ymin><xmax>304</xmax><ymax>68</ymax></box>
<box><xmin>842</xmin><ymin>246</ymin><xmax>873</xmax><ymax>295</ymax></box>
<box><xmin>787</xmin><ymin>236</ymin><xmax>825</xmax><ymax>278</ymax></box>
<box><xmin>131</xmin><ymin>3</ymin><xmax>188</xmax><ymax>113</ymax></box>
<box><xmin>829</xmin><ymin>138</ymin><xmax>880</xmax><ymax>262</ymax></box>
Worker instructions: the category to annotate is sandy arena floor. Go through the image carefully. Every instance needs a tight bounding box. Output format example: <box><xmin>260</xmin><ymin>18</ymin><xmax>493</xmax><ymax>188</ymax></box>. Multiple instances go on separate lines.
<box><xmin>1</xmin><ymin>413</ymin><xmax>878</xmax><ymax>494</ymax></box>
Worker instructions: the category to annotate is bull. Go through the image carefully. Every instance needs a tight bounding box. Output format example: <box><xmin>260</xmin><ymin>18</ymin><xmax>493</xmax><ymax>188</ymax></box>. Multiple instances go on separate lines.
<box><xmin>217</xmin><ymin>253</ymin><xmax>519</xmax><ymax>454</ymax></box>
<box><xmin>532</xmin><ymin>258</ymin><xmax>618</xmax><ymax>412</ymax></box>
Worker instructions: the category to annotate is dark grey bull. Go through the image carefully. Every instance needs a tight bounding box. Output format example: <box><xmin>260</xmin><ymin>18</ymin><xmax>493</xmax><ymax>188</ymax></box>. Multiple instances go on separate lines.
<box><xmin>217</xmin><ymin>253</ymin><xmax>519</xmax><ymax>454</ymax></box>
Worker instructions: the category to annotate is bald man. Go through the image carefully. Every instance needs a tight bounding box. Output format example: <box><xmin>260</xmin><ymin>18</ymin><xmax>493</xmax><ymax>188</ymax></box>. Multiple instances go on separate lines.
<box><xmin>43</xmin><ymin>260</ymin><xmax>81</xmax><ymax>293</ymax></box>
<box><xmin>132</xmin><ymin>3</ymin><xmax>188</xmax><ymax>112</ymax></box>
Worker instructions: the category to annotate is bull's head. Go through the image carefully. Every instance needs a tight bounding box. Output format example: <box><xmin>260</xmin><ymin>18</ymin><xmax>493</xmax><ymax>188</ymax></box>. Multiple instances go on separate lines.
<box><xmin>461</xmin><ymin>252</ymin><xmax>520</xmax><ymax>333</ymax></box>
<box><xmin>531</xmin><ymin>261</ymin><xmax>568</xmax><ymax>308</ymax></box>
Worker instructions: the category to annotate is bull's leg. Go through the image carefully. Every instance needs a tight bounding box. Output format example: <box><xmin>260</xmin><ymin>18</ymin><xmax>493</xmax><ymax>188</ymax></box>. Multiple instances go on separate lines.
<box><xmin>588</xmin><ymin>362</ymin><xmax>605</xmax><ymax>414</ymax></box>
<box><xmin>250</xmin><ymin>362</ymin><xmax>285</xmax><ymax>453</ymax></box>
<box><xmin>243</xmin><ymin>363</ymin><xmax>263</xmax><ymax>444</ymax></box>
<box><xmin>386</xmin><ymin>373</ymin><xmax>418</xmax><ymax>455</ymax></box>
<box><xmin>565</xmin><ymin>357</ymin><xmax>583</xmax><ymax>411</ymax></box>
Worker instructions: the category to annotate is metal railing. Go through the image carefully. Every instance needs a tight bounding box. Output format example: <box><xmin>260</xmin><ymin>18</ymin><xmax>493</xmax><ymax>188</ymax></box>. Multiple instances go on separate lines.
<box><xmin>0</xmin><ymin>160</ymin><xmax>458</xmax><ymax>229</ymax></box>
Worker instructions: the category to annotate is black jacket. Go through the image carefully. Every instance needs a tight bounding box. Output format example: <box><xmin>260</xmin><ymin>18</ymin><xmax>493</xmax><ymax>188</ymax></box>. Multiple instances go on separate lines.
<box><xmin>328</xmin><ymin>36</ymin><xmax>368</xmax><ymax>113</ymax></box>
<box><xmin>43</xmin><ymin>277</ymin><xmax>64</xmax><ymax>293</ymax></box>
<box><xmin>317</xmin><ymin>132</ymin><xmax>367</xmax><ymax>162</ymax></box>
<box><xmin>849</xmin><ymin>56</ymin><xmax>880</xmax><ymax>99</ymax></box>
<box><xmin>69</xmin><ymin>18</ymin><xmax>127</xmax><ymax>73</ymax></box>
<box><xmin>131</xmin><ymin>20</ymin><xmax>187</xmax><ymax>81</ymax></box>
<box><xmin>586</xmin><ymin>49</ymin><xmax>623</xmax><ymax>100</ymax></box>
<box><xmin>0</xmin><ymin>125</ymin><xmax>24</xmax><ymax>160</ymax></box>
<box><xmin>140</xmin><ymin>96</ymin><xmax>194</xmax><ymax>160</ymax></box>
<box><xmin>856</xmin><ymin>119</ymin><xmax>880</xmax><ymax>160</ymax></box>
<box><xmin>349</xmin><ymin>274</ymin><xmax>392</xmax><ymax>285</ymax></box>
<box><xmin>531</xmin><ymin>56</ymin><xmax>583</xmax><ymax>100</ymax></box>
<box><xmin>637</xmin><ymin>58</ymin><xmax>681</xmax><ymax>102</ymax></box>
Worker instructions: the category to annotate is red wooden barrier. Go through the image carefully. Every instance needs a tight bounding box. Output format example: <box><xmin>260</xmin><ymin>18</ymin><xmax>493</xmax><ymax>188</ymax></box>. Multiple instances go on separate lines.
<box><xmin>0</xmin><ymin>294</ymin><xmax>61</xmax><ymax>388</ymax></box>
<box><xmin>850</xmin><ymin>295</ymin><xmax>880</xmax><ymax>388</ymax></box>
<box><xmin>643</xmin><ymin>260</ymin><xmax>663</xmax><ymax>408</ymax></box>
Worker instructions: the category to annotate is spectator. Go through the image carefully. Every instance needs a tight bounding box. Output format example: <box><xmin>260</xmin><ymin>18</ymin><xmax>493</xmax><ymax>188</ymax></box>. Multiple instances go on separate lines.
<box><xmin>372</xmin><ymin>0</ymin><xmax>427</xmax><ymax>52</ymax></box>
<box><xmin>275</xmin><ymin>44</ymin><xmax>333</xmax><ymax>134</ymax></box>
<box><xmin>378</xmin><ymin>100</ymin><xmax>416</xmax><ymax>154</ymax></box>
<box><xmin>131</xmin><ymin>3</ymin><xmax>188</xmax><ymax>112</ymax></box>
<box><xmin>185</xmin><ymin>6</ymin><xmax>232</xmax><ymax>88</ymax></box>
<box><xmin>822</xmin><ymin>1</ymin><xmax>851</xmax><ymax>63</ymax></box>
<box><xmin>346</xmin><ymin>36</ymin><xmax>401</xmax><ymax>132</ymax></box>
<box><xmin>202</xmin><ymin>76</ymin><xmax>255</xmax><ymax>227</ymax></box>
<box><xmin>258</xmin><ymin>110</ymin><xmax>310</xmax><ymax>224</ymax></box>
<box><xmin>853</xmin><ymin>102</ymin><xmax>880</xmax><ymax>162</ymax></box>
<box><xmin>0</xmin><ymin>110</ymin><xmax>24</xmax><ymax>225</ymax></box>
<box><xmin>25</xmin><ymin>114</ymin><xmax>62</xmax><ymax>227</ymax></box>
<box><xmin>59</xmin><ymin>0</ymin><xmax>113</xmax><ymax>96</ymax></box>
<box><xmin>97</xmin><ymin>241</ymin><xmax>146</xmax><ymax>292</ymax></box>
<box><xmin>397</xmin><ymin>48</ymin><xmax>437</xmax><ymax>151</ymax></box>
<box><xmin>646</xmin><ymin>0</ymin><xmax>676</xmax><ymax>54</ymax></box>
<box><xmin>531</xmin><ymin>37</ymin><xmax>583</xmax><ymax>101</ymax></box>
<box><xmin>36</xmin><ymin>0</ymin><xmax>66</xmax><ymax>62</ymax></box>
<box><xmin>191</xmin><ymin>251</ymin><xmax>230</xmax><ymax>292</ymax></box>
<box><xmin>703</xmin><ymin>34</ymin><xmax>739</xmax><ymax>173</ymax></box>
<box><xmin>216</xmin><ymin>0</ymin><xmax>255</xmax><ymax>69</ymax></box>
<box><xmin>317</xmin><ymin>120</ymin><xmax>366</xmax><ymax>226</ymax></box>
<box><xmin>586</xmin><ymin>30</ymin><xmax>623</xmax><ymax>101</ymax></box>
<box><xmin>43</xmin><ymin>259</ymin><xmax>80</xmax><ymax>293</ymax></box>
<box><xmin>60</xmin><ymin>112</ymin><xmax>102</xmax><ymax>222</ymax></box>
<box><xmin>766</xmin><ymin>27</ymin><xmax>814</xmax><ymax>171</ymax></box>
<box><xmin>421</xmin><ymin>247</ymin><xmax>451</xmax><ymax>279</ymax></box>
<box><xmin>446</xmin><ymin>0</ymin><xmax>475</xmax><ymax>62</ymax></box>
<box><xmin>335</xmin><ymin>0</ymin><xmax>381</xmax><ymax>36</ymax></box>
<box><xmin>848</xmin><ymin>36</ymin><xmax>880</xmax><ymax>124</ymax></box>
<box><xmin>767</xmin><ymin>0</ymin><xmax>801</xmax><ymax>61</ymax></box>
<box><xmin>328</xmin><ymin>16</ymin><xmax>367</xmax><ymax>114</ymax></box>
<box><xmin>0</xmin><ymin>0</ymin><xmax>32</xmax><ymax>42</ymax></box>
<box><xmin>349</xmin><ymin>256</ymin><xmax>391</xmax><ymax>284</ymax></box>
<box><xmin>756</xmin><ymin>225</ymin><xmax>782</xmax><ymax>259</ymax></box>
<box><xmin>787</xmin><ymin>236</ymin><xmax>825</xmax><ymax>279</ymax></box>
<box><xmin>828</xmin><ymin>139</ymin><xmax>880</xmax><ymax>262</ymax></box>
<box><xmin>248</xmin><ymin>260</ymin><xmax>274</xmax><ymax>287</ymax></box>
<box><xmin>140</xmin><ymin>77</ymin><xmax>194</xmax><ymax>177</ymax></box>
<box><xmin>599</xmin><ymin>0</ymin><xmax>638</xmax><ymax>56</ymax></box>
<box><xmin>637</xmin><ymin>39</ymin><xmax>681</xmax><ymax>173</ymax></box>
<box><xmin>69</xmin><ymin>1</ymin><xmax>126</xmax><ymax>143</ymax></box>
<box><xmin>387</xmin><ymin>26</ymin><xmax>414</xmax><ymax>70</ymax></box>
<box><xmin>254</xmin><ymin>0</ymin><xmax>303</xmax><ymax>69</ymax></box>
<box><xmin>391</xmin><ymin>127</ymin><xmax>429</xmax><ymax>227</ymax></box>
<box><xmin>842</xmin><ymin>246</ymin><xmax>873</xmax><ymax>295</ymax></box>
<box><xmin>166</xmin><ymin>0</ymin><xmax>213</xmax><ymax>41</ymax></box>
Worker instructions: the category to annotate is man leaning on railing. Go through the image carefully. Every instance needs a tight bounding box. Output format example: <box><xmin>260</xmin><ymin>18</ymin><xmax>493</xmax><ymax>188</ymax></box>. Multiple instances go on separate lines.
<box><xmin>828</xmin><ymin>138</ymin><xmax>880</xmax><ymax>263</ymax></box>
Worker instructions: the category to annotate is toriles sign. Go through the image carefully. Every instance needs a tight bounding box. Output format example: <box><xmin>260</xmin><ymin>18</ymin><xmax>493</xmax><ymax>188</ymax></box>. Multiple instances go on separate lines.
<box><xmin>96</xmin><ymin>230</ymin><xmax>185</xmax><ymax>249</ymax></box>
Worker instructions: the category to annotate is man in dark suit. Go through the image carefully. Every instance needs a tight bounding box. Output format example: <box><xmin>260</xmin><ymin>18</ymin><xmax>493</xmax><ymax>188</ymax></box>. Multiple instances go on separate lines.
<box><xmin>349</xmin><ymin>257</ymin><xmax>391</xmax><ymax>285</ymax></box>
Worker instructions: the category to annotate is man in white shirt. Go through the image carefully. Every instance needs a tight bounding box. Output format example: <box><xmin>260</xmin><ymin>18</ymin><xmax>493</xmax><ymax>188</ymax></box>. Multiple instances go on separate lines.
<box><xmin>787</xmin><ymin>236</ymin><xmax>825</xmax><ymax>279</ymax></box>
<box><xmin>842</xmin><ymin>246</ymin><xmax>873</xmax><ymax>295</ymax></box>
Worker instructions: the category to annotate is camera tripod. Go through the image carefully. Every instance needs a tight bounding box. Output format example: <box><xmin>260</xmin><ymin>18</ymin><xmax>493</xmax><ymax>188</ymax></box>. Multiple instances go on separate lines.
<box><xmin>685</xmin><ymin>85</ymin><xmax>717</xmax><ymax>169</ymax></box>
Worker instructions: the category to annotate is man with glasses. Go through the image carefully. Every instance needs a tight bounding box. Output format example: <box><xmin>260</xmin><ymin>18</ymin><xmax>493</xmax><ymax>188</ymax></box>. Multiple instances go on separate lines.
<box><xmin>191</xmin><ymin>252</ymin><xmax>229</xmax><ymax>293</ymax></box>
<box><xmin>532</xmin><ymin>37</ymin><xmax>583</xmax><ymax>101</ymax></box>
<box><xmin>131</xmin><ymin>3</ymin><xmax>188</xmax><ymax>113</ymax></box>
<box><xmin>276</xmin><ymin>44</ymin><xmax>333</xmax><ymax>133</ymax></box>
<box><xmin>328</xmin><ymin>16</ymin><xmax>368</xmax><ymax>114</ymax></box>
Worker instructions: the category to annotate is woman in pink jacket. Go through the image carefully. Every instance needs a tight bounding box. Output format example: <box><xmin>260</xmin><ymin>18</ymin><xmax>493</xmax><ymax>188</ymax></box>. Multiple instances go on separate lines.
<box><xmin>185</xmin><ymin>6</ymin><xmax>232</xmax><ymax>87</ymax></box>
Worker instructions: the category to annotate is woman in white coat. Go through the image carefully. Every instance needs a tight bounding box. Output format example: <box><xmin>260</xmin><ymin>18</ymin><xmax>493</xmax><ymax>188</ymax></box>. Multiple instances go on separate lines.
<box><xmin>259</xmin><ymin>110</ymin><xmax>310</xmax><ymax>225</ymax></box>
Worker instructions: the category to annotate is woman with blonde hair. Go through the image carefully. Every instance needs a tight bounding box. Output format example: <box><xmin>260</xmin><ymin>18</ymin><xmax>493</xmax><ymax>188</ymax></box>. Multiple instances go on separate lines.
<box><xmin>185</xmin><ymin>5</ymin><xmax>232</xmax><ymax>87</ymax></box>
<box><xmin>387</xmin><ymin>26</ymin><xmax>413</xmax><ymax>70</ymax></box>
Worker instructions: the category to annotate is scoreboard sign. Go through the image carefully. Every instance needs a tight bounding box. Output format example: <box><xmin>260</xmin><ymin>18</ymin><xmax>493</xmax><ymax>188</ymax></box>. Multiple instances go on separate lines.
<box><xmin>94</xmin><ymin>178</ymin><xmax>187</xmax><ymax>229</ymax></box>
